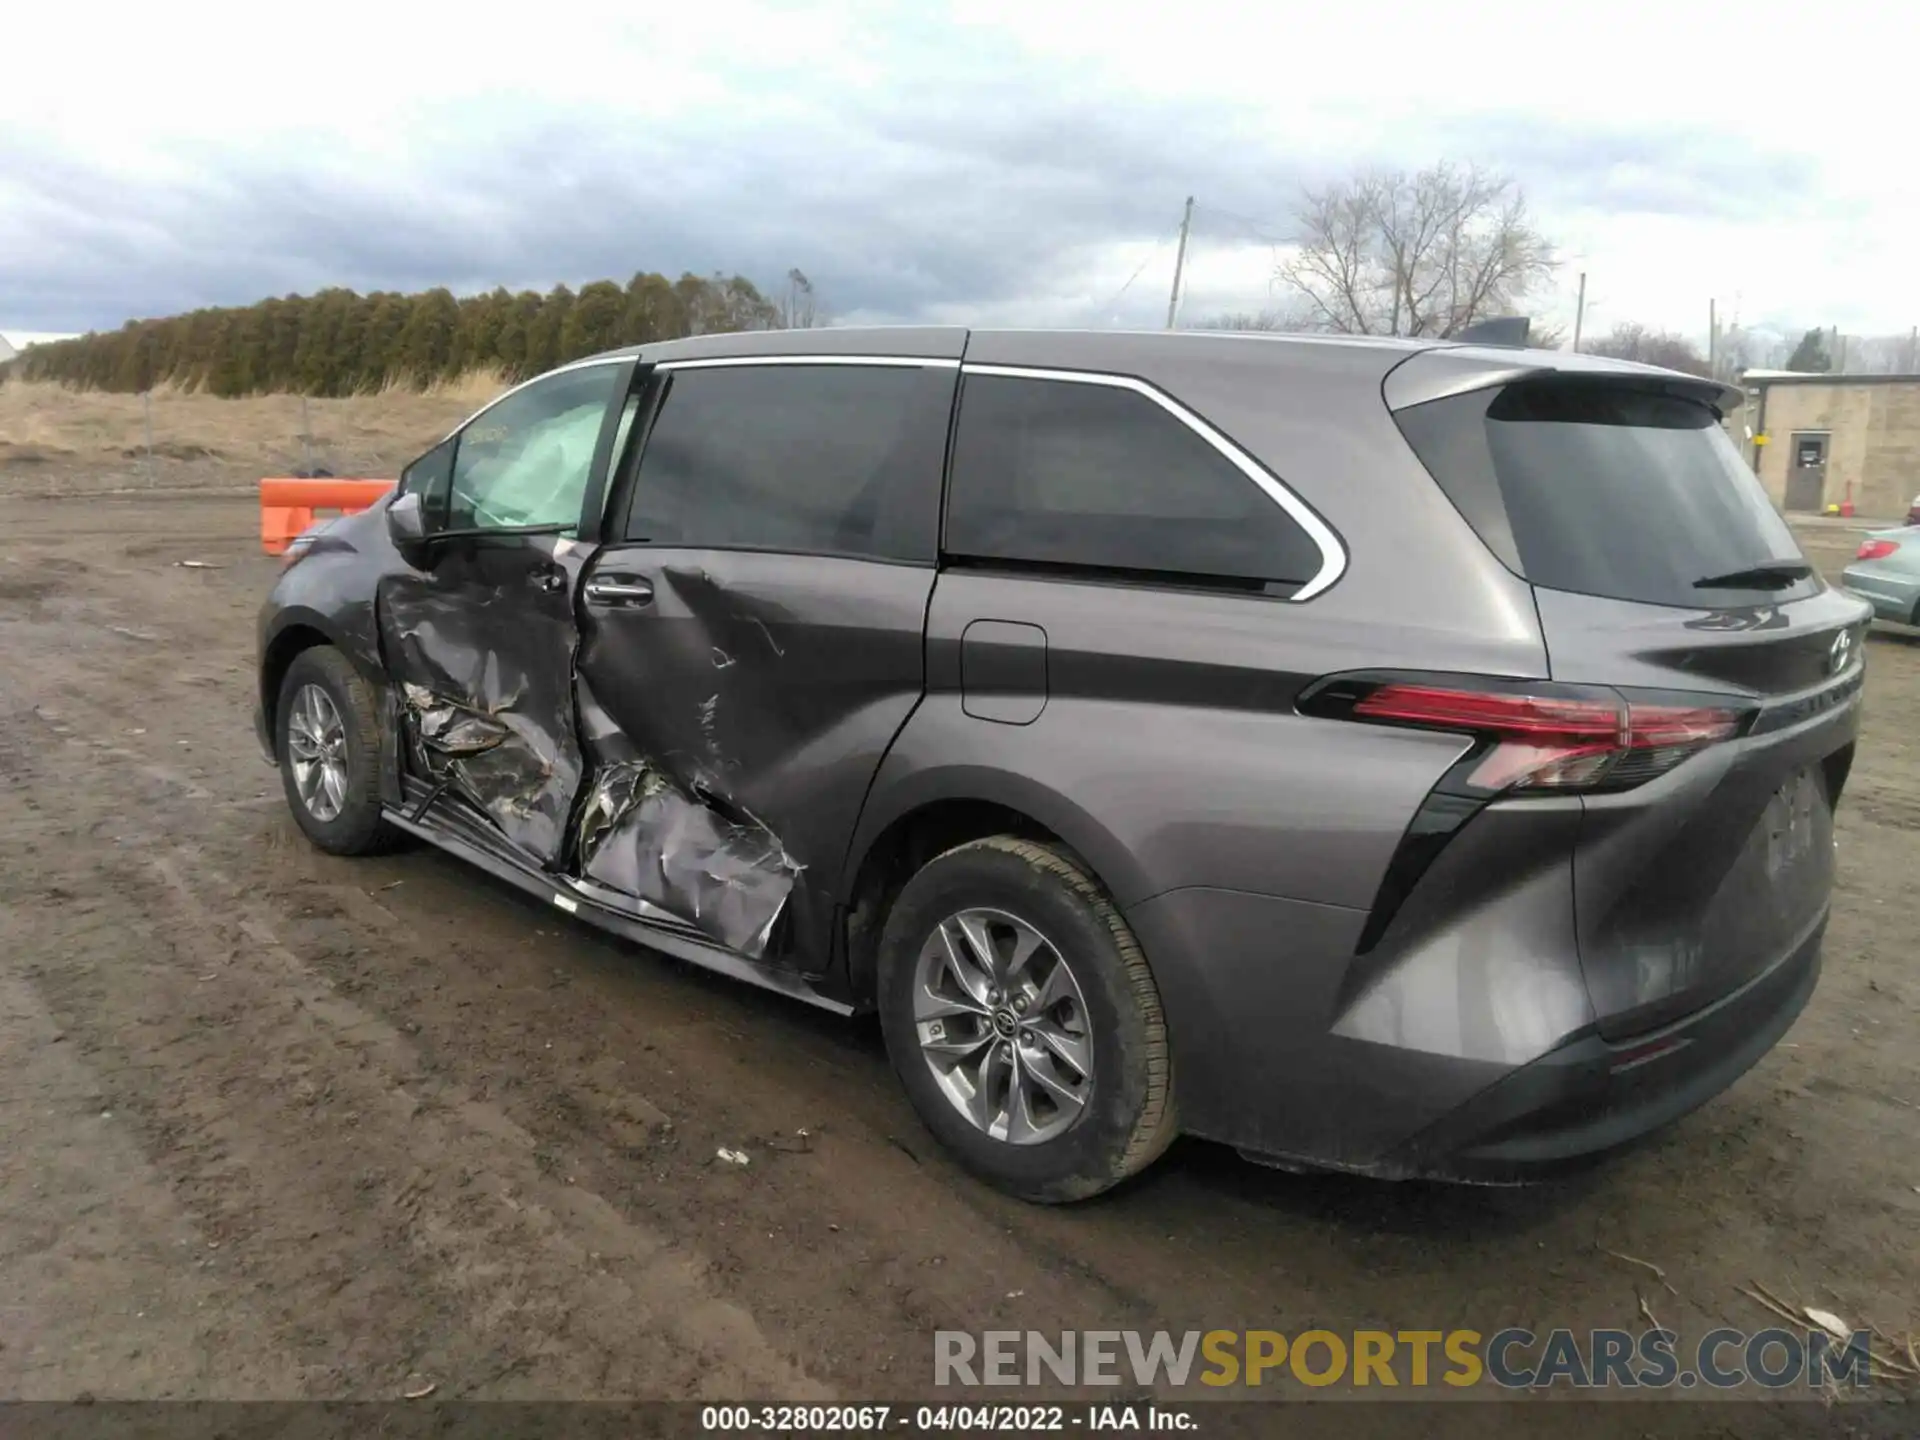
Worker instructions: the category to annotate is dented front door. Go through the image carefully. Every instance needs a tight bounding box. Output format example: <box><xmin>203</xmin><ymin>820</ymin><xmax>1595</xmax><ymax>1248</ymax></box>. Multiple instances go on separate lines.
<box><xmin>382</xmin><ymin>532</ymin><xmax>591</xmax><ymax>864</ymax></box>
<box><xmin>570</xmin><ymin>357</ymin><xmax>958</xmax><ymax>968</ymax></box>
<box><xmin>376</xmin><ymin>359</ymin><xmax>634</xmax><ymax>867</ymax></box>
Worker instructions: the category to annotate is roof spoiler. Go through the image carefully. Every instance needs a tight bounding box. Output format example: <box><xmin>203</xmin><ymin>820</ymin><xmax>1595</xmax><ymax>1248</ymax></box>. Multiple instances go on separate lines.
<box><xmin>1450</xmin><ymin>316</ymin><xmax>1531</xmax><ymax>348</ymax></box>
<box><xmin>1383</xmin><ymin>346</ymin><xmax>1745</xmax><ymax>416</ymax></box>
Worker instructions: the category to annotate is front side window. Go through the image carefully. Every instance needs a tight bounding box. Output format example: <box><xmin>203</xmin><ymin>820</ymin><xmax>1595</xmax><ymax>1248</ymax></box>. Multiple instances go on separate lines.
<box><xmin>944</xmin><ymin>374</ymin><xmax>1324</xmax><ymax>592</ymax></box>
<box><xmin>624</xmin><ymin>363</ymin><xmax>946</xmax><ymax>562</ymax></box>
<box><xmin>445</xmin><ymin>364</ymin><xmax>622</xmax><ymax>531</ymax></box>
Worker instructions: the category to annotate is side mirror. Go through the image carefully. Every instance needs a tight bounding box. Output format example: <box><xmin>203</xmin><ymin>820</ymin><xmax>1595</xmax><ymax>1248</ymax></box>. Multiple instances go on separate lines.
<box><xmin>387</xmin><ymin>490</ymin><xmax>432</xmax><ymax>566</ymax></box>
<box><xmin>390</xmin><ymin>436</ymin><xmax>455</xmax><ymax>565</ymax></box>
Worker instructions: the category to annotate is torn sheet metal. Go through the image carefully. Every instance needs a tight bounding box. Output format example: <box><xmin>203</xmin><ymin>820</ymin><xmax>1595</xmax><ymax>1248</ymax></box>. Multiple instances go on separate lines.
<box><xmin>380</xmin><ymin>571</ymin><xmax>585</xmax><ymax>865</ymax></box>
<box><xmin>573</xmin><ymin>759</ymin><xmax>800</xmax><ymax>959</ymax></box>
<box><xmin>398</xmin><ymin>675</ymin><xmax>580</xmax><ymax>863</ymax></box>
<box><xmin>405</xmin><ymin>683</ymin><xmax>511</xmax><ymax>757</ymax></box>
<box><xmin>569</xmin><ymin>558</ymin><xmax>939</xmax><ymax>976</ymax></box>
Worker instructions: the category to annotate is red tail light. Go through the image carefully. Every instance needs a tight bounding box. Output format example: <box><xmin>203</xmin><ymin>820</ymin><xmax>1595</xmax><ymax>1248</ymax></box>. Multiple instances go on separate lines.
<box><xmin>1855</xmin><ymin>539</ymin><xmax>1900</xmax><ymax>561</ymax></box>
<box><xmin>1331</xmin><ymin>680</ymin><xmax>1743</xmax><ymax>794</ymax></box>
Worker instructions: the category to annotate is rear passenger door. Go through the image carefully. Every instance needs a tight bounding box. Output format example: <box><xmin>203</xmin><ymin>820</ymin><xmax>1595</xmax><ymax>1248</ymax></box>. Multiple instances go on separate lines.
<box><xmin>573</xmin><ymin>356</ymin><xmax>958</xmax><ymax>969</ymax></box>
<box><xmin>890</xmin><ymin>361</ymin><xmax>1355</xmax><ymax>908</ymax></box>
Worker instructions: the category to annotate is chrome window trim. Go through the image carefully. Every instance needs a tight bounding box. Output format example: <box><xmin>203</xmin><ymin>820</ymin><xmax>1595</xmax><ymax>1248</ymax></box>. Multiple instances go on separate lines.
<box><xmin>452</xmin><ymin>353</ymin><xmax>1348</xmax><ymax>598</ymax></box>
<box><xmin>656</xmin><ymin>354</ymin><xmax>960</xmax><ymax>371</ymax></box>
<box><xmin>958</xmin><ymin>362</ymin><xmax>1349</xmax><ymax>600</ymax></box>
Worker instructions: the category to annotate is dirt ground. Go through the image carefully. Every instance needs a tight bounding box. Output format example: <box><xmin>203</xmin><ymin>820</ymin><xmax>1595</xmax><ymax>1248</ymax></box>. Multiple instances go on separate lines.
<box><xmin>0</xmin><ymin>379</ymin><xmax>491</xmax><ymax>491</ymax></box>
<box><xmin>1</xmin><ymin>436</ymin><xmax>1917</xmax><ymax>1434</ymax></box>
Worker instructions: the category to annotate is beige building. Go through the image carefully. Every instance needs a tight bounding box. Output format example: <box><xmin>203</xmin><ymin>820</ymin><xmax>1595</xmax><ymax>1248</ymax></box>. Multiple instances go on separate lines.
<box><xmin>1732</xmin><ymin>371</ymin><xmax>1920</xmax><ymax>518</ymax></box>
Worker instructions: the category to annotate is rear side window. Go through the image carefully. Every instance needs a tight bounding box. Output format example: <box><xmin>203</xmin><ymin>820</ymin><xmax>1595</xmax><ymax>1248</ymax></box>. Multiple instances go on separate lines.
<box><xmin>1397</xmin><ymin>381</ymin><xmax>1813</xmax><ymax>608</ymax></box>
<box><xmin>624</xmin><ymin>363</ymin><xmax>950</xmax><ymax>563</ymax></box>
<box><xmin>944</xmin><ymin>374</ymin><xmax>1325</xmax><ymax>593</ymax></box>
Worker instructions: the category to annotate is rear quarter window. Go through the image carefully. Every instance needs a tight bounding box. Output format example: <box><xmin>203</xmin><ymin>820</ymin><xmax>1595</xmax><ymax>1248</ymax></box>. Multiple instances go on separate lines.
<box><xmin>944</xmin><ymin>373</ymin><xmax>1325</xmax><ymax>593</ymax></box>
<box><xmin>1395</xmin><ymin>380</ymin><xmax>1815</xmax><ymax>609</ymax></box>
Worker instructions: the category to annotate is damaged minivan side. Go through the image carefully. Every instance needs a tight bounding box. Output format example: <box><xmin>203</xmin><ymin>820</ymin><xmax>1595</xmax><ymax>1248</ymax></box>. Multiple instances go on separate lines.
<box><xmin>259</xmin><ymin>326</ymin><xmax>1869</xmax><ymax>1202</ymax></box>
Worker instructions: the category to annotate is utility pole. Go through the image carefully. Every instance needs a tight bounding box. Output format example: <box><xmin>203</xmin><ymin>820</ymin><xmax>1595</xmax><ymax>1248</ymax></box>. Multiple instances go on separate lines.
<box><xmin>1165</xmin><ymin>196</ymin><xmax>1194</xmax><ymax>330</ymax></box>
<box><xmin>1907</xmin><ymin>324</ymin><xmax>1917</xmax><ymax>372</ymax></box>
<box><xmin>1572</xmin><ymin>272</ymin><xmax>1587</xmax><ymax>352</ymax></box>
<box><xmin>1709</xmin><ymin>299</ymin><xmax>1718</xmax><ymax>379</ymax></box>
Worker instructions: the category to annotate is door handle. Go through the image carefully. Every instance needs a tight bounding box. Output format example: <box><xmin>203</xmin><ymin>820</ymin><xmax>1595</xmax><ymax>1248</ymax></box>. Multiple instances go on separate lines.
<box><xmin>583</xmin><ymin>575</ymin><xmax>654</xmax><ymax>606</ymax></box>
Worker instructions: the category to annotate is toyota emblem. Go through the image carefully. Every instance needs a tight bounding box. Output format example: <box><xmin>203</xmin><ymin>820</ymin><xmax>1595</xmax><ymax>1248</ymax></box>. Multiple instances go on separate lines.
<box><xmin>1829</xmin><ymin>628</ymin><xmax>1855</xmax><ymax>675</ymax></box>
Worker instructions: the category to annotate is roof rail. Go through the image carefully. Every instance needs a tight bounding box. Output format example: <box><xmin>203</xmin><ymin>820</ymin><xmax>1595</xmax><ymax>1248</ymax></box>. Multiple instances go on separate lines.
<box><xmin>1451</xmin><ymin>316</ymin><xmax>1531</xmax><ymax>348</ymax></box>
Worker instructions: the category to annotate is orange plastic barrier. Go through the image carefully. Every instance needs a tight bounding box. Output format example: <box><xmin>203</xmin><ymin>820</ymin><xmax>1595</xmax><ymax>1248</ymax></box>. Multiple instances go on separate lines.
<box><xmin>260</xmin><ymin>478</ymin><xmax>395</xmax><ymax>555</ymax></box>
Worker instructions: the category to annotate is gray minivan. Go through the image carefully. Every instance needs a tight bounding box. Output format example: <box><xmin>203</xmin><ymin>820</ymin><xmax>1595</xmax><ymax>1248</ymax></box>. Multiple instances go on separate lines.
<box><xmin>256</xmin><ymin>327</ymin><xmax>1869</xmax><ymax>1201</ymax></box>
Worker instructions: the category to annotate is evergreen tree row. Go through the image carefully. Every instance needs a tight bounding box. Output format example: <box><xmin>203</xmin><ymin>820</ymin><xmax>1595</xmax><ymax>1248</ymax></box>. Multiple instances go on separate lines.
<box><xmin>12</xmin><ymin>272</ymin><xmax>783</xmax><ymax>396</ymax></box>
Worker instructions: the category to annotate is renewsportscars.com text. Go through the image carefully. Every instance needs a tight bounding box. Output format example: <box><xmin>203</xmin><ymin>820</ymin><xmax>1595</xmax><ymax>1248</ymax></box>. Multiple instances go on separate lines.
<box><xmin>934</xmin><ymin>1327</ymin><xmax>1876</xmax><ymax>1391</ymax></box>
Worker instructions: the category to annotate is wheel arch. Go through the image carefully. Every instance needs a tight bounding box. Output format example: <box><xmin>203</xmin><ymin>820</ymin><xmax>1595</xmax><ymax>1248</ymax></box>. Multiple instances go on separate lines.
<box><xmin>838</xmin><ymin>765</ymin><xmax>1153</xmax><ymax>1009</ymax></box>
<box><xmin>260</xmin><ymin>608</ymin><xmax>385</xmax><ymax>737</ymax></box>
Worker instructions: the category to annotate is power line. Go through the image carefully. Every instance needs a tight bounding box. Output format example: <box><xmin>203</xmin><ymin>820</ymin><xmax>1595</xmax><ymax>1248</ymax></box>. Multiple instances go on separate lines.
<box><xmin>1088</xmin><ymin>215</ymin><xmax>1185</xmax><ymax>324</ymax></box>
<box><xmin>1087</xmin><ymin>199</ymin><xmax>1292</xmax><ymax>329</ymax></box>
<box><xmin>1175</xmin><ymin>201</ymin><xmax>1299</xmax><ymax>324</ymax></box>
<box><xmin>1190</xmin><ymin>201</ymin><xmax>1291</xmax><ymax>246</ymax></box>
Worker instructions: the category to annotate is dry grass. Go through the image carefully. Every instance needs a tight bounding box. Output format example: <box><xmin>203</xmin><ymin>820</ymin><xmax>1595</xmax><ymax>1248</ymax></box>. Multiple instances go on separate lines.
<box><xmin>0</xmin><ymin>374</ymin><xmax>506</xmax><ymax>489</ymax></box>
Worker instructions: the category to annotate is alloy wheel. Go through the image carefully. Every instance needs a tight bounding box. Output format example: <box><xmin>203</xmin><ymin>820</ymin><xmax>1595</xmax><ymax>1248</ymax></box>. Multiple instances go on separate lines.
<box><xmin>912</xmin><ymin>907</ymin><xmax>1094</xmax><ymax>1145</ymax></box>
<box><xmin>285</xmin><ymin>681</ymin><xmax>349</xmax><ymax>823</ymax></box>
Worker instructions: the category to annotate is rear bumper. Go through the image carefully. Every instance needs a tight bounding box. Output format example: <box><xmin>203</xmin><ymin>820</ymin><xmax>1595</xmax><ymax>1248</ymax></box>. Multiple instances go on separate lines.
<box><xmin>1137</xmin><ymin>884</ymin><xmax>1826</xmax><ymax>1183</ymax></box>
<box><xmin>1380</xmin><ymin>912</ymin><xmax>1825</xmax><ymax>1181</ymax></box>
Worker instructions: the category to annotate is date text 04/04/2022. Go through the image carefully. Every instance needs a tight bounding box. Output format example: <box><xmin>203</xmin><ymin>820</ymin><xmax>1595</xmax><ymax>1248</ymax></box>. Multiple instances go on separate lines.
<box><xmin>698</xmin><ymin>1404</ymin><xmax>1196</xmax><ymax>1432</ymax></box>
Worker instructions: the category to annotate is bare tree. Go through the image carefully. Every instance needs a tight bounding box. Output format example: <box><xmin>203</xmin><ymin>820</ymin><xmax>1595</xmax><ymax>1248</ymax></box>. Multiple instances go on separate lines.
<box><xmin>781</xmin><ymin>268</ymin><xmax>822</xmax><ymax>329</ymax></box>
<box><xmin>1190</xmin><ymin>305</ymin><xmax>1565</xmax><ymax>346</ymax></box>
<box><xmin>1585</xmin><ymin>322</ymin><xmax>1710</xmax><ymax>377</ymax></box>
<box><xmin>1714</xmin><ymin>324</ymin><xmax>1787</xmax><ymax>380</ymax></box>
<box><xmin>1838</xmin><ymin>331</ymin><xmax>1920</xmax><ymax>374</ymax></box>
<box><xmin>1276</xmin><ymin>163</ymin><xmax>1556</xmax><ymax>337</ymax></box>
<box><xmin>1527</xmin><ymin>318</ymin><xmax>1568</xmax><ymax>349</ymax></box>
<box><xmin>1187</xmin><ymin>307</ymin><xmax>1305</xmax><ymax>333</ymax></box>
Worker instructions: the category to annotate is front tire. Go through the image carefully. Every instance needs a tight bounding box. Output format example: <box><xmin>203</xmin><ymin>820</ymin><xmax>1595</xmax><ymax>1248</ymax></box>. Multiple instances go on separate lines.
<box><xmin>275</xmin><ymin>646</ymin><xmax>398</xmax><ymax>856</ymax></box>
<box><xmin>876</xmin><ymin>837</ymin><xmax>1176</xmax><ymax>1202</ymax></box>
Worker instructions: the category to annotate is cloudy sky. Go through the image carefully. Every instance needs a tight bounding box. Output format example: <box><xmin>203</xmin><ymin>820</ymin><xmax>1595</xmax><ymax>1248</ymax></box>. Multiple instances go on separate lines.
<box><xmin>2</xmin><ymin>0</ymin><xmax>1912</xmax><ymax>348</ymax></box>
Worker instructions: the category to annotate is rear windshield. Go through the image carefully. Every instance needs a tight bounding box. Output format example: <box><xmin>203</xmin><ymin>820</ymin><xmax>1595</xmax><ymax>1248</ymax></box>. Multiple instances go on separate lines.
<box><xmin>1396</xmin><ymin>380</ymin><xmax>1815</xmax><ymax>608</ymax></box>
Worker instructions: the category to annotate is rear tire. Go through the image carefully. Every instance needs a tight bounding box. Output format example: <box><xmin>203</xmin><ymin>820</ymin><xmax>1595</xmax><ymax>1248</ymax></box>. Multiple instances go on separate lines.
<box><xmin>275</xmin><ymin>646</ymin><xmax>399</xmax><ymax>856</ymax></box>
<box><xmin>876</xmin><ymin>836</ymin><xmax>1176</xmax><ymax>1203</ymax></box>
